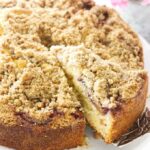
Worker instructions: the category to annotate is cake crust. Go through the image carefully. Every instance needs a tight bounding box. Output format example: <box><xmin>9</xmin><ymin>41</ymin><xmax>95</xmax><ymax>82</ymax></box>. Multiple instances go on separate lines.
<box><xmin>0</xmin><ymin>113</ymin><xmax>85</xmax><ymax>150</ymax></box>
<box><xmin>103</xmin><ymin>74</ymin><xmax>148</xmax><ymax>143</ymax></box>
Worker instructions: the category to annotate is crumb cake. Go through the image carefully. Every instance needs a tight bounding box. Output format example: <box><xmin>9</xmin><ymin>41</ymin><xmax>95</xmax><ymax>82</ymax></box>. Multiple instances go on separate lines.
<box><xmin>0</xmin><ymin>0</ymin><xmax>148</xmax><ymax>149</ymax></box>
<box><xmin>0</xmin><ymin>50</ymin><xmax>85</xmax><ymax>150</ymax></box>
<box><xmin>51</xmin><ymin>45</ymin><xmax>148</xmax><ymax>143</ymax></box>
<box><xmin>0</xmin><ymin>0</ymin><xmax>95</xmax><ymax>10</ymax></box>
<box><xmin>0</xmin><ymin>3</ymin><xmax>144</xmax><ymax>69</ymax></box>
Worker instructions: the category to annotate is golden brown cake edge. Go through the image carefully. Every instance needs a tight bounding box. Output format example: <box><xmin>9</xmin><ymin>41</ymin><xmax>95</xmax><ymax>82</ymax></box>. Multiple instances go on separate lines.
<box><xmin>104</xmin><ymin>74</ymin><xmax>148</xmax><ymax>143</ymax></box>
<box><xmin>0</xmin><ymin>113</ymin><xmax>85</xmax><ymax>150</ymax></box>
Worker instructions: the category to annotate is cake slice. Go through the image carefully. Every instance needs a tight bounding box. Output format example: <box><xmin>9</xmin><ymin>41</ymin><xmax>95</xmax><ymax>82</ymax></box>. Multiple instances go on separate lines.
<box><xmin>52</xmin><ymin>45</ymin><xmax>148</xmax><ymax>143</ymax></box>
<box><xmin>0</xmin><ymin>50</ymin><xmax>85</xmax><ymax>150</ymax></box>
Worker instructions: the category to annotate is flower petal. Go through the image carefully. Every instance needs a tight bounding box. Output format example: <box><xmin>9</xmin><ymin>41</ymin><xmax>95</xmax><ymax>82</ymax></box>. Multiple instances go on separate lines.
<box><xmin>142</xmin><ymin>0</ymin><xmax>150</xmax><ymax>5</ymax></box>
<box><xmin>111</xmin><ymin>0</ymin><xmax>128</xmax><ymax>7</ymax></box>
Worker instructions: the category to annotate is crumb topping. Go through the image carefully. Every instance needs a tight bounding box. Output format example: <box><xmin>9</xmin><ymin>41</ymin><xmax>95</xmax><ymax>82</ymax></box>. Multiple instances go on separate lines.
<box><xmin>0</xmin><ymin>50</ymin><xmax>80</xmax><ymax>123</ymax></box>
<box><xmin>0</xmin><ymin>0</ymin><xmax>17</xmax><ymax>8</ymax></box>
<box><xmin>51</xmin><ymin>45</ymin><xmax>146</xmax><ymax>110</ymax></box>
<box><xmin>8</xmin><ymin>0</ymin><xmax>95</xmax><ymax>10</ymax></box>
<box><xmin>0</xmin><ymin>1</ymin><xmax>147</xmax><ymax>123</ymax></box>
<box><xmin>0</xmin><ymin>5</ymin><xmax>143</xmax><ymax>69</ymax></box>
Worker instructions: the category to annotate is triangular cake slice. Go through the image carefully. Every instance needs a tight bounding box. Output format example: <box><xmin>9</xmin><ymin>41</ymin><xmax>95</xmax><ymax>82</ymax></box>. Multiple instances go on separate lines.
<box><xmin>52</xmin><ymin>45</ymin><xmax>148</xmax><ymax>143</ymax></box>
<box><xmin>0</xmin><ymin>50</ymin><xmax>85</xmax><ymax>150</ymax></box>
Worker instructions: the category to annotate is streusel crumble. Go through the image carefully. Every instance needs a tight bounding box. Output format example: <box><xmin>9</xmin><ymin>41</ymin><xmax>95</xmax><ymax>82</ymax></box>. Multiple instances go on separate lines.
<box><xmin>0</xmin><ymin>5</ymin><xmax>143</xmax><ymax>69</ymax></box>
<box><xmin>0</xmin><ymin>50</ymin><xmax>81</xmax><ymax>124</ymax></box>
<box><xmin>0</xmin><ymin>0</ymin><xmax>95</xmax><ymax>10</ymax></box>
<box><xmin>51</xmin><ymin>45</ymin><xmax>146</xmax><ymax>111</ymax></box>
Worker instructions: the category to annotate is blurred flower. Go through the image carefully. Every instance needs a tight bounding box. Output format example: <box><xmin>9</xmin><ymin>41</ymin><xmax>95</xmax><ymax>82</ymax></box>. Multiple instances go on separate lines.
<box><xmin>110</xmin><ymin>0</ymin><xmax>128</xmax><ymax>7</ymax></box>
<box><xmin>142</xmin><ymin>0</ymin><xmax>150</xmax><ymax>5</ymax></box>
<box><xmin>111</xmin><ymin>0</ymin><xmax>150</xmax><ymax>7</ymax></box>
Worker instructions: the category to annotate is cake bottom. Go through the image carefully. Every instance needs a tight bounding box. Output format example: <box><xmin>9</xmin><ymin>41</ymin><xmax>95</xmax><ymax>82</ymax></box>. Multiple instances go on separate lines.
<box><xmin>0</xmin><ymin>112</ymin><xmax>85</xmax><ymax>150</ymax></box>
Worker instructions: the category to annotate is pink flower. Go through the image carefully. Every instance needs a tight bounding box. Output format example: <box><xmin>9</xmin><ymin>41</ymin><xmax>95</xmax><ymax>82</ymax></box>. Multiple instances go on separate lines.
<box><xmin>111</xmin><ymin>0</ymin><xmax>150</xmax><ymax>7</ymax></box>
<box><xmin>142</xmin><ymin>0</ymin><xmax>150</xmax><ymax>5</ymax></box>
<box><xmin>110</xmin><ymin>0</ymin><xmax>128</xmax><ymax>7</ymax></box>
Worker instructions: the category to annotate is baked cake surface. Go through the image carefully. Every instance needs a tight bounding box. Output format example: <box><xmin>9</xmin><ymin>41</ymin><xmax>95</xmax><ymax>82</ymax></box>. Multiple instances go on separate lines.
<box><xmin>0</xmin><ymin>0</ymin><xmax>95</xmax><ymax>10</ymax></box>
<box><xmin>0</xmin><ymin>50</ymin><xmax>85</xmax><ymax>150</ymax></box>
<box><xmin>0</xmin><ymin>0</ymin><xmax>148</xmax><ymax>149</ymax></box>
<box><xmin>0</xmin><ymin>0</ymin><xmax>142</xmax><ymax>69</ymax></box>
